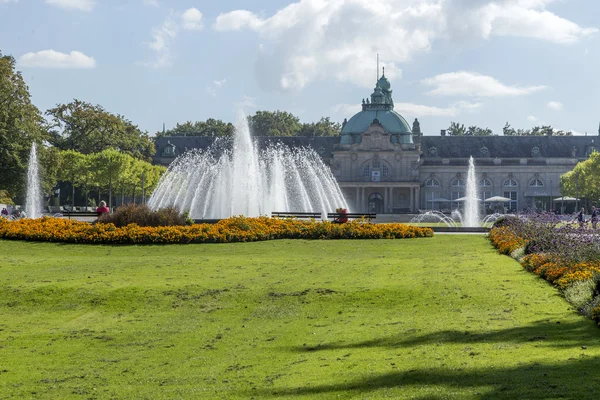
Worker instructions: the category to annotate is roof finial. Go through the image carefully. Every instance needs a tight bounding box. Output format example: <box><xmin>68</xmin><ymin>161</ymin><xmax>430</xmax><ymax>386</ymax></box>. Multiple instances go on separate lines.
<box><xmin>382</xmin><ymin>66</ymin><xmax>385</xmax><ymax>77</ymax></box>
<box><xmin>377</xmin><ymin>53</ymin><xmax>379</xmax><ymax>82</ymax></box>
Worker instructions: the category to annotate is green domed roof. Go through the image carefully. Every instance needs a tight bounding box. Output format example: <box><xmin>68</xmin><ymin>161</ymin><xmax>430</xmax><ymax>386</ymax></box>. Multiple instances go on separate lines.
<box><xmin>341</xmin><ymin>109</ymin><xmax>411</xmax><ymax>135</ymax></box>
<box><xmin>340</xmin><ymin>71</ymin><xmax>413</xmax><ymax>145</ymax></box>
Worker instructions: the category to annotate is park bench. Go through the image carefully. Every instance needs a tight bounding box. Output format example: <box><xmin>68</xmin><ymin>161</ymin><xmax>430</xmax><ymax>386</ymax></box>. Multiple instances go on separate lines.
<box><xmin>327</xmin><ymin>212</ymin><xmax>376</xmax><ymax>222</ymax></box>
<box><xmin>62</xmin><ymin>210</ymin><xmax>102</xmax><ymax>220</ymax></box>
<box><xmin>271</xmin><ymin>211</ymin><xmax>322</xmax><ymax>219</ymax></box>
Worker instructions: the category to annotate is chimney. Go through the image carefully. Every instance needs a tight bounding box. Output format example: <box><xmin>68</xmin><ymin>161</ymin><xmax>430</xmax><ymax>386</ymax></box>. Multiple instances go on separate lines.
<box><xmin>440</xmin><ymin>129</ymin><xmax>447</xmax><ymax>137</ymax></box>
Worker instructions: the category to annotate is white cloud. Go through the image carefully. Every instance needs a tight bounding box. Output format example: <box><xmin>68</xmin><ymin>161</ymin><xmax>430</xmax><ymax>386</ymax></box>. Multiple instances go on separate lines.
<box><xmin>1</xmin><ymin>0</ymin><xmax>19</xmax><ymax>4</ymax></box>
<box><xmin>45</xmin><ymin>0</ymin><xmax>94</xmax><ymax>12</ymax></box>
<box><xmin>332</xmin><ymin>100</ymin><xmax>481</xmax><ymax>119</ymax></box>
<box><xmin>181</xmin><ymin>7</ymin><xmax>203</xmax><ymax>30</ymax></box>
<box><xmin>206</xmin><ymin>78</ymin><xmax>227</xmax><ymax>97</ymax></box>
<box><xmin>331</xmin><ymin>103</ymin><xmax>362</xmax><ymax>118</ymax></box>
<box><xmin>236</xmin><ymin>95</ymin><xmax>259</xmax><ymax>109</ymax></box>
<box><xmin>547</xmin><ymin>101</ymin><xmax>563</xmax><ymax>110</ymax></box>
<box><xmin>142</xmin><ymin>9</ymin><xmax>204</xmax><ymax>68</ymax></box>
<box><xmin>142</xmin><ymin>0</ymin><xmax>158</xmax><ymax>7</ymax></box>
<box><xmin>395</xmin><ymin>100</ymin><xmax>483</xmax><ymax>117</ymax></box>
<box><xmin>213</xmin><ymin>0</ymin><xmax>596</xmax><ymax>91</ymax></box>
<box><xmin>569</xmin><ymin>129</ymin><xmax>585</xmax><ymax>136</ymax></box>
<box><xmin>422</xmin><ymin>71</ymin><xmax>546</xmax><ymax>97</ymax></box>
<box><xmin>527</xmin><ymin>115</ymin><xmax>538</xmax><ymax>122</ymax></box>
<box><xmin>143</xmin><ymin>16</ymin><xmax>177</xmax><ymax>68</ymax></box>
<box><xmin>18</xmin><ymin>50</ymin><xmax>96</xmax><ymax>69</ymax></box>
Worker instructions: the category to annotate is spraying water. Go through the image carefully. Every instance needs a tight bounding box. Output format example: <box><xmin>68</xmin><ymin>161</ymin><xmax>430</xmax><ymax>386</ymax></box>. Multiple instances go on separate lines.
<box><xmin>148</xmin><ymin>117</ymin><xmax>349</xmax><ymax>219</ymax></box>
<box><xmin>411</xmin><ymin>156</ymin><xmax>501</xmax><ymax>227</ymax></box>
<box><xmin>463</xmin><ymin>156</ymin><xmax>480</xmax><ymax>227</ymax></box>
<box><xmin>25</xmin><ymin>142</ymin><xmax>43</xmax><ymax>219</ymax></box>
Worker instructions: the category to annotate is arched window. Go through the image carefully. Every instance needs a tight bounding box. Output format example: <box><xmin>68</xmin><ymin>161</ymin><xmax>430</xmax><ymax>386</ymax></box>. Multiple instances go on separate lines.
<box><xmin>381</xmin><ymin>164</ymin><xmax>390</xmax><ymax>177</ymax></box>
<box><xmin>503</xmin><ymin>179</ymin><xmax>518</xmax><ymax>187</ymax></box>
<box><xmin>586</xmin><ymin>147</ymin><xmax>597</xmax><ymax>157</ymax></box>
<box><xmin>425</xmin><ymin>179</ymin><xmax>440</xmax><ymax>187</ymax></box>
<box><xmin>362</xmin><ymin>160</ymin><xmax>391</xmax><ymax>178</ymax></box>
<box><xmin>479</xmin><ymin>179</ymin><xmax>492</xmax><ymax>187</ymax></box>
<box><xmin>451</xmin><ymin>179</ymin><xmax>465</xmax><ymax>187</ymax></box>
<box><xmin>530</xmin><ymin>179</ymin><xmax>544</xmax><ymax>187</ymax></box>
<box><xmin>361</xmin><ymin>164</ymin><xmax>371</xmax><ymax>177</ymax></box>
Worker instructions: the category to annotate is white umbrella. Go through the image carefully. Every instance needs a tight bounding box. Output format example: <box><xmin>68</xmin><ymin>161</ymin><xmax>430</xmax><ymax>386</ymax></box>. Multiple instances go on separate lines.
<box><xmin>431</xmin><ymin>197</ymin><xmax>451</xmax><ymax>202</ymax></box>
<box><xmin>553</xmin><ymin>196</ymin><xmax>578</xmax><ymax>202</ymax></box>
<box><xmin>454</xmin><ymin>197</ymin><xmax>482</xmax><ymax>202</ymax></box>
<box><xmin>484</xmin><ymin>196</ymin><xmax>512</xmax><ymax>202</ymax></box>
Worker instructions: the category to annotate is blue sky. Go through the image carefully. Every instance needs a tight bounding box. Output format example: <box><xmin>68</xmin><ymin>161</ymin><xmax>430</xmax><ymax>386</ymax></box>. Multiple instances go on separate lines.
<box><xmin>1</xmin><ymin>0</ymin><xmax>598</xmax><ymax>136</ymax></box>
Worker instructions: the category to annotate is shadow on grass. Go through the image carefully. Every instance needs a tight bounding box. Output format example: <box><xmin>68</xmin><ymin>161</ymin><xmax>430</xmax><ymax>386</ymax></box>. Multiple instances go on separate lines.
<box><xmin>291</xmin><ymin>320</ymin><xmax>600</xmax><ymax>352</ymax></box>
<box><xmin>256</xmin><ymin>320</ymin><xmax>600</xmax><ymax>398</ymax></box>
<box><xmin>251</xmin><ymin>357</ymin><xmax>600</xmax><ymax>399</ymax></box>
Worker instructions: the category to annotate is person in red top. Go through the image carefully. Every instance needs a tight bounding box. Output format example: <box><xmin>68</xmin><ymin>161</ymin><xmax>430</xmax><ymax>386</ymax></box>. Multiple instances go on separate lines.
<box><xmin>96</xmin><ymin>200</ymin><xmax>110</xmax><ymax>217</ymax></box>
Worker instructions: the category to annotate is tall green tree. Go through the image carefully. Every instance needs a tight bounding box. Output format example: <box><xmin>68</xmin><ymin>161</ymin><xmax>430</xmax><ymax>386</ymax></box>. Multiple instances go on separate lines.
<box><xmin>247</xmin><ymin>110</ymin><xmax>301</xmax><ymax>136</ymax></box>
<box><xmin>0</xmin><ymin>51</ymin><xmax>47</xmax><ymax>198</ymax></box>
<box><xmin>447</xmin><ymin>122</ymin><xmax>493</xmax><ymax>136</ymax></box>
<box><xmin>90</xmin><ymin>149</ymin><xmax>130</xmax><ymax>209</ymax></box>
<box><xmin>447</xmin><ymin>122</ymin><xmax>466</xmax><ymax>136</ymax></box>
<box><xmin>560</xmin><ymin>151</ymin><xmax>600</xmax><ymax>204</ymax></box>
<box><xmin>58</xmin><ymin>150</ymin><xmax>87</xmax><ymax>208</ymax></box>
<box><xmin>46</xmin><ymin>99</ymin><xmax>155</xmax><ymax>161</ymax></box>
<box><xmin>298</xmin><ymin>117</ymin><xmax>341</xmax><ymax>137</ymax></box>
<box><xmin>158</xmin><ymin>119</ymin><xmax>235</xmax><ymax>137</ymax></box>
<box><xmin>503</xmin><ymin>122</ymin><xmax>572</xmax><ymax>136</ymax></box>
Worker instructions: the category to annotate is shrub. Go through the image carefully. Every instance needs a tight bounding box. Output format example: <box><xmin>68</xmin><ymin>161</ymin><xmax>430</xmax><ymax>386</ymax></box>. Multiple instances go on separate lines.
<box><xmin>564</xmin><ymin>280</ymin><xmax>596</xmax><ymax>311</ymax></box>
<box><xmin>0</xmin><ymin>216</ymin><xmax>433</xmax><ymax>245</ymax></box>
<box><xmin>0</xmin><ymin>190</ymin><xmax>13</xmax><ymax>205</ymax></box>
<box><xmin>98</xmin><ymin>204</ymin><xmax>190</xmax><ymax>227</ymax></box>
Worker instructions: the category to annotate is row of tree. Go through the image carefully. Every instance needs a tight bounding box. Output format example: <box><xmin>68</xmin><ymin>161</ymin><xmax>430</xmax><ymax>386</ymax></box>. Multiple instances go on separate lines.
<box><xmin>56</xmin><ymin>149</ymin><xmax>165</xmax><ymax>209</ymax></box>
<box><xmin>157</xmin><ymin>111</ymin><xmax>342</xmax><ymax>138</ymax></box>
<box><xmin>445</xmin><ymin>122</ymin><xmax>574</xmax><ymax>137</ymax></box>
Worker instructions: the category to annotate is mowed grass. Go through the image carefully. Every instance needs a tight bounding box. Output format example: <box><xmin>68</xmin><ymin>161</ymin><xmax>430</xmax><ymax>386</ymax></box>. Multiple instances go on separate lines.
<box><xmin>1</xmin><ymin>236</ymin><xmax>599</xmax><ymax>399</ymax></box>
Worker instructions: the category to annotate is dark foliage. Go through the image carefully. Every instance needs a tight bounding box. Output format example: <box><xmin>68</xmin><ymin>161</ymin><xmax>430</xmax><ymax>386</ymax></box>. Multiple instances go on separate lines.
<box><xmin>97</xmin><ymin>204</ymin><xmax>191</xmax><ymax>227</ymax></box>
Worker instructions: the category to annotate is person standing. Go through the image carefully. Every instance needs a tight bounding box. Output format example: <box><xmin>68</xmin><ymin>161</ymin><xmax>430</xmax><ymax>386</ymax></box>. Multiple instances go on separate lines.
<box><xmin>591</xmin><ymin>206</ymin><xmax>598</xmax><ymax>229</ymax></box>
<box><xmin>576</xmin><ymin>207</ymin><xmax>586</xmax><ymax>228</ymax></box>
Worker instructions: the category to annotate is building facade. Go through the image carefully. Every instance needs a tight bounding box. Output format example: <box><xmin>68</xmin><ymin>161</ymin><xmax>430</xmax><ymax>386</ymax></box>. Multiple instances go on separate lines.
<box><xmin>154</xmin><ymin>74</ymin><xmax>599</xmax><ymax>214</ymax></box>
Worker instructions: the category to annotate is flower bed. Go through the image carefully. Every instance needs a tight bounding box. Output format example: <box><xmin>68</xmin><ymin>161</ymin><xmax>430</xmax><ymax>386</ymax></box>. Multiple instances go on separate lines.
<box><xmin>0</xmin><ymin>216</ymin><xmax>433</xmax><ymax>245</ymax></box>
<box><xmin>488</xmin><ymin>215</ymin><xmax>600</xmax><ymax>326</ymax></box>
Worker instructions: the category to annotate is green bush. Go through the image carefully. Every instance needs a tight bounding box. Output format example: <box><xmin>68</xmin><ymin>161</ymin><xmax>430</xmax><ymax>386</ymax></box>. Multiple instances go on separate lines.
<box><xmin>0</xmin><ymin>190</ymin><xmax>14</xmax><ymax>205</ymax></box>
<box><xmin>98</xmin><ymin>204</ymin><xmax>190</xmax><ymax>227</ymax></box>
<box><xmin>564</xmin><ymin>280</ymin><xmax>596</xmax><ymax>312</ymax></box>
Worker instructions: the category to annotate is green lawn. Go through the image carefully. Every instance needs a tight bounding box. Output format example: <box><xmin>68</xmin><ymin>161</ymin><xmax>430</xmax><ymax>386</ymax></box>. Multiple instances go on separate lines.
<box><xmin>1</xmin><ymin>236</ymin><xmax>599</xmax><ymax>399</ymax></box>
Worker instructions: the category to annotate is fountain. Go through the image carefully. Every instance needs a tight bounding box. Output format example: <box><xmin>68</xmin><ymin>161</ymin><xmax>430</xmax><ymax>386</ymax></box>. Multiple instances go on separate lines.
<box><xmin>25</xmin><ymin>142</ymin><xmax>43</xmax><ymax>219</ymax></box>
<box><xmin>148</xmin><ymin>117</ymin><xmax>349</xmax><ymax>219</ymax></box>
<box><xmin>411</xmin><ymin>156</ymin><xmax>502</xmax><ymax>228</ymax></box>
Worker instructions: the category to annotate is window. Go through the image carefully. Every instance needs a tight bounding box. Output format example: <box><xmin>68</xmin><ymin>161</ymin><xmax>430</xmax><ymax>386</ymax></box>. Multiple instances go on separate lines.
<box><xmin>586</xmin><ymin>147</ymin><xmax>597</xmax><ymax>157</ymax></box>
<box><xmin>381</xmin><ymin>163</ymin><xmax>390</xmax><ymax>177</ymax></box>
<box><xmin>426</xmin><ymin>191</ymin><xmax>436</xmax><ymax>210</ymax></box>
<box><xmin>503</xmin><ymin>179</ymin><xmax>518</xmax><ymax>187</ymax></box>
<box><xmin>479</xmin><ymin>179</ymin><xmax>492</xmax><ymax>187</ymax></box>
<box><xmin>451</xmin><ymin>179</ymin><xmax>465</xmax><ymax>187</ymax></box>
<box><xmin>425</xmin><ymin>179</ymin><xmax>440</xmax><ymax>187</ymax></box>
<box><xmin>504</xmin><ymin>191</ymin><xmax>518</xmax><ymax>212</ymax></box>
<box><xmin>451</xmin><ymin>191</ymin><xmax>464</xmax><ymax>210</ymax></box>
<box><xmin>530</xmin><ymin>179</ymin><xmax>544</xmax><ymax>187</ymax></box>
<box><xmin>362</xmin><ymin>160</ymin><xmax>391</xmax><ymax>179</ymax></box>
<box><xmin>480</xmin><ymin>191</ymin><xmax>492</xmax><ymax>202</ymax></box>
<box><xmin>362</xmin><ymin>164</ymin><xmax>371</xmax><ymax>177</ymax></box>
